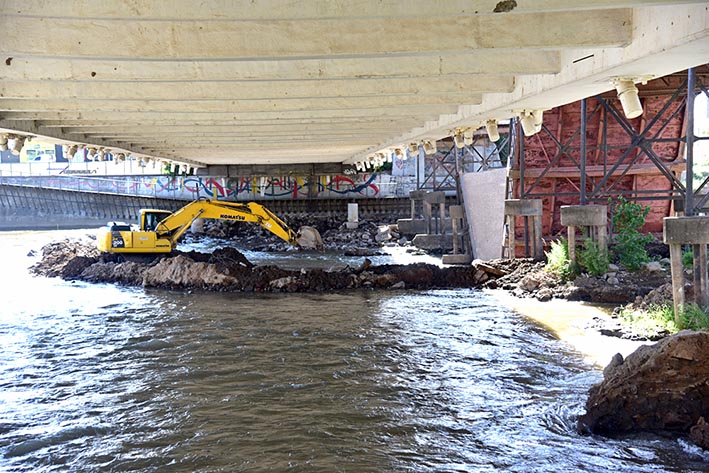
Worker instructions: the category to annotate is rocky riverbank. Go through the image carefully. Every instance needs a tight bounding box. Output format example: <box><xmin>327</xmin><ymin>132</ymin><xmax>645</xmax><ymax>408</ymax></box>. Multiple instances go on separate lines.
<box><xmin>577</xmin><ymin>330</ymin><xmax>709</xmax><ymax>450</ymax></box>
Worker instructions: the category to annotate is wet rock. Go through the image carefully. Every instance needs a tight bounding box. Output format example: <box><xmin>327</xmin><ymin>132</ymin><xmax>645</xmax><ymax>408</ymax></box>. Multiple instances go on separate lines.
<box><xmin>535</xmin><ymin>287</ymin><xmax>553</xmax><ymax>302</ymax></box>
<box><xmin>690</xmin><ymin>417</ymin><xmax>709</xmax><ymax>450</ymax></box>
<box><xmin>390</xmin><ymin>281</ymin><xmax>406</xmax><ymax>290</ymax></box>
<box><xmin>344</xmin><ymin>248</ymin><xmax>383</xmax><ymax>257</ymax></box>
<box><xmin>577</xmin><ymin>331</ymin><xmax>709</xmax><ymax>436</ymax></box>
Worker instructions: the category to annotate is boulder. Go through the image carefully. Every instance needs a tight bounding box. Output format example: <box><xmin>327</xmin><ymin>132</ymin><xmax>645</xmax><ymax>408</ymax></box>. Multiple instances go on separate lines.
<box><xmin>577</xmin><ymin>331</ymin><xmax>709</xmax><ymax>441</ymax></box>
<box><xmin>690</xmin><ymin>417</ymin><xmax>709</xmax><ymax>450</ymax></box>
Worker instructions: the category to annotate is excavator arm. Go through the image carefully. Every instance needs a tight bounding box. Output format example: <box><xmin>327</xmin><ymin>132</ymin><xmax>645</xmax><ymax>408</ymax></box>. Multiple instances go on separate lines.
<box><xmin>155</xmin><ymin>199</ymin><xmax>300</xmax><ymax>247</ymax></box>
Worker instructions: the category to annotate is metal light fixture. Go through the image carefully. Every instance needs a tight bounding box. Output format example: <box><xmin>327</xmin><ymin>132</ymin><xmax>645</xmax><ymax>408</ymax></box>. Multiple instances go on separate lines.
<box><xmin>66</xmin><ymin>144</ymin><xmax>78</xmax><ymax>158</ymax></box>
<box><xmin>532</xmin><ymin>110</ymin><xmax>544</xmax><ymax>133</ymax></box>
<box><xmin>485</xmin><ymin>120</ymin><xmax>500</xmax><ymax>142</ymax></box>
<box><xmin>519</xmin><ymin>111</ymin><xmax>537</xmax><ymax>137</ymax></box>
<box><xmin>10</xmin><ymin>135</ymin><xmax>26</xmax><ymax>155</ymax></box>
<box><xmin>423</xmin><ymin>140</ymin><xmax>437</xmax><ymax>155</ymax></box>
<box><xmin>0</xmin><ymin>134</ymin><xmax>8</xmax><ymax>151</ymax></box>
<box><xmin>613</xmin><ymin>78</ymin><xmax>643</xmax><ymax>119</ymax></box>
<box><xmin>463</xmin><ymin>128</ymin><xmax>474</xmax><ymax>146</ymax></box>
<box><xmin>453</xmin><ymin>132</ymin><xmax>465</xmax><ymax>149</ymax></box>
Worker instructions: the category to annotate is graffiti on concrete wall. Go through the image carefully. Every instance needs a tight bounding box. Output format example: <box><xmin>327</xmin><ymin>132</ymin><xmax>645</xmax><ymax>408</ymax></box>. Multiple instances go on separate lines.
<box><xmin>5</xmin><ymin>173</ymin><xmax>417</xmax><ymax>201</ymax></box>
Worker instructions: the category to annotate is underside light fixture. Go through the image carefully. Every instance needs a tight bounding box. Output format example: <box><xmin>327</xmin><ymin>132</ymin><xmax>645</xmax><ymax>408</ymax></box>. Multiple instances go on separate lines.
<box><xmin>0</xmin><ymin>134</ymin><xmax>8</xmax><ymax>151</ymax></box>
<box><xmin>613</xmin><ymin>78</ymin><xmax>645</xmax><ymax>119</ymax></box>
<box><xmin>87</xmin><ymin>148</ymin><xmax>97</xmax><ymax>160</ymax></box>
<box><xmin>65</xmin><ymin>144</ymin><xmax>79</xmax><ymax>158</ymax></box>
<box><xmin>355</xmin><ymin>161</ymin><xmax>365</xmax><ymax>172</ymax></box>
<box><xmin>532</xmin><ymin>110</ymin><xmax>544</xmax><ymax>133</ymax></box>
<box><xmin>463</xmin><ymin>128</ymin><xmax>474</xmax><ymax>146</ymax></box>
<box><xmin>485</xmin><ymin>119</ymin><xmax>500</xmax><ymax>142</ymax></box>
<box><xmin>453</xmin><ymin>131</ymin><xmax>465</xmax><ymax>149</ymax></box>
<box><xmin>115</xmin><ymin>153</ymin><xmax>125</xmax><ymax>163</ymax></box>
<box><xmin>519</xmin><ymin>111</ymin><xmax>538</xmax><ymax>137</ymax></box>
<box><xmin>422</xmin><ymin>140</ymin><xmax>437</xmax><ymax>155</ymax></box>
<box><xmin>393</xmin><ymin>148</ymin><xmax>404</xmax><ymax>161</ymax></box>
<box><xmin>97</xmin><ymin>148</ymin><xmax>106</xmax><ymax>161</ymax></box>
<box><xmin>407</xmin><ymin>142</ymin><xmax>419</xmax><ymax>156</ymax></box>
<box><xmin>10</xmin><ymin>135</ymin><xmax>27</xmax><ymax>155</ymax></box>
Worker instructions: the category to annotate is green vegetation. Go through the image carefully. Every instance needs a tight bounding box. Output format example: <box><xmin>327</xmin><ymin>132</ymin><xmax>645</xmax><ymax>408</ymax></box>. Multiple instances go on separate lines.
<box><xmin>544</xmin><ymin>238</ymin><xmax>575</xmax><ymax>281</ymax></box>
<box><xmin>682</xmin><ymin>249</ymin><xmax>694</xmax><ymax>269</ymax></box>
<box><xmin>680</xmin><ymin>303</ymin><xmax>709</xmax><ymax>331</ymax></box>
<box><xmin>545</xmin><ymin>237</ymin><xmax>609</xmax><ymax>279</ymax></box>
<box><xmin>617</xmin><ymin>303</ymin><xmax>709</xmax><ymax>337</ymax></box>
<box><xmin>611</xmin><ymin>197</ymin><xmax>653</xmax><ymax>271</ymax></box>
<box><xmin>577</xmin><ymin>239</ymin><xmax>609</xmax><ymax>276</ymax></box>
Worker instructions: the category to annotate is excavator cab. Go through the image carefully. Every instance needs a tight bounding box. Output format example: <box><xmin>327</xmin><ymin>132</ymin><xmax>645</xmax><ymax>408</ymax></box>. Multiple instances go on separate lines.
<box><xmin>140</xmin><ymin>210</ymin><xmax>173</xmax><ymax>232</ymax></box>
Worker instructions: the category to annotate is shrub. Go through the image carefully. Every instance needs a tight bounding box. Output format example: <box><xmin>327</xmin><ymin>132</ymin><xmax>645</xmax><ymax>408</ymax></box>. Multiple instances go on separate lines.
<box><xmin>544</xmin><ymin>238</ymin><xmax>576</xmax><ymax>280</ymax></box>
<box><xmin>611</xmin><ymin>197</ymin><xmax>652</xmax><ymax>271</ymax></box>
<box><xmin>578</xmin><ymin>238</ymin><xmax>609</xmax><ymax>276</ymax></box>
<box><xmin>680</xmin><ymin>303</ymin><xmax>709</xmax><ymax>331</ymax></box>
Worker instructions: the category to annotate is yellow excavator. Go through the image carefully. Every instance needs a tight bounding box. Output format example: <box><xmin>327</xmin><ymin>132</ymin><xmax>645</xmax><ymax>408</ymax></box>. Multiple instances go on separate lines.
<box><xmin>96</xmin><ymin>199</ymin><xmax>323</xmax><ymax>254</ymax></box>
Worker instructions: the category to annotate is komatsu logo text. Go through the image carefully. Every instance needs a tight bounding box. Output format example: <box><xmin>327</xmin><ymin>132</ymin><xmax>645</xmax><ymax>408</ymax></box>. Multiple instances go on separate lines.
<box><xmin>220</xmin><ymin>214</ymin><xmax>246</xmax><ymax>221</ymax></box>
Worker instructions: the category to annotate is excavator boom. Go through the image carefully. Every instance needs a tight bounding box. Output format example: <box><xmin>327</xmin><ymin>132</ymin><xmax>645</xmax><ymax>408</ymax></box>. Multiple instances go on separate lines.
<box><xmin>96</xmin><ymin>199</ymin><xmax>322</xmax><ymax>254</ymax></box>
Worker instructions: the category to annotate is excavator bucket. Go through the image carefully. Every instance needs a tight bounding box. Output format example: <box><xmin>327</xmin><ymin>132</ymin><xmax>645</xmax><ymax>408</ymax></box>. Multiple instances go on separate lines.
<box><xmin>296</xmin><ymin>226</ymin><xmax>324</xmax><ymax>250</ymax></box>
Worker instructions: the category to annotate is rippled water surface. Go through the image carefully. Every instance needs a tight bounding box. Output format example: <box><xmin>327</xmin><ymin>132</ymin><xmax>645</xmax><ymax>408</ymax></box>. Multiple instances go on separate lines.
<box><xmin>1</xmin><ymin>230</ymin><xmax>707</xmax><ymax>472</ymax></box>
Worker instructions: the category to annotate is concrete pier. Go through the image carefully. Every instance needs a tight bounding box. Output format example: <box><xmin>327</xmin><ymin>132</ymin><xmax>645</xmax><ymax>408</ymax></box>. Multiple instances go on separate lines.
<box><xmin>663</xmin><ymin>216</ymin><xmax>709</xmax><ymax>322</ymax></box>
<box><xmin>560</xmin><ymin>205</ymin><xmax>608</xmax><ymax>265</ymax></box>
<box><xmin>504</xmin><ymin>199</ymin><xmax>544</xmax><ymax>260</ymax></box>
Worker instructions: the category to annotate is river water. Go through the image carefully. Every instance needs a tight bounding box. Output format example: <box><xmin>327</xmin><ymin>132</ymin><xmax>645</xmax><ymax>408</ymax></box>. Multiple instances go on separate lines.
<box><xmin>1</xmin><ymin>230</ymin><xmax>707</xmax><ymax>472</ymax></box>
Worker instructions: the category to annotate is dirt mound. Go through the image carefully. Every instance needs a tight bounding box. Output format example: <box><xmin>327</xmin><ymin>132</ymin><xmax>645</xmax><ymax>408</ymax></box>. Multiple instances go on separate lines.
<box><xmin>30</xmin><ymin>238</ymin><xmax>100</xmax><ymax>278</ymax></box>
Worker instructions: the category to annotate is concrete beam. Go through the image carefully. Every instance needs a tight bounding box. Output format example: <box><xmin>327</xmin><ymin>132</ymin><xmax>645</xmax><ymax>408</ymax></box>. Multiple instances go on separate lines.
<box><xmin>1</xmin><ymin>11</ymin><xmax>631</xmax><ymax>59</ymax></box>
<box><xmin>0</xmin><ymin>106</ymin><xmax>461</xmax><ymax>122</ymax></box>
<box><xmin>0</xmin><ymin>106</ymin><xmax>458</xmax><ymax>121</ymax></box>
<box><xmin>0</xmin><ymin>1</ymin><xmax>699</xmax><ymax>20</ymax></box>
<box><xmin>0</xmin><ymin>76</ymin><xmax>513</xmax><ymax>100</ymax></box>
<box><xmin>0</xmin><ymin>52</ymin><xmax>561</xmax><ymax>82</ymax></box>
<box><xmin>0</xmin><ymin>95</ymin><xmax>481</xmax><ymax>112</ymax></box>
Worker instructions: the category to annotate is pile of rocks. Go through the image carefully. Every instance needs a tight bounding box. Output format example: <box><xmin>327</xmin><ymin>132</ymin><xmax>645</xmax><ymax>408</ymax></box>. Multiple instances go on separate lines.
<box><xmin>196</xmin><ymin>216</ymin><xmax>406</xmax><ymax>254</ymax></box>
<box><xmin>484</xmin><ymin>258</ymin><xmax>673</xmax><ymax>305</ymax></box>
<box><xmin>578</xmin><ymin>330</ymin><xmax>709</xmax><ymax>450</ymax></box>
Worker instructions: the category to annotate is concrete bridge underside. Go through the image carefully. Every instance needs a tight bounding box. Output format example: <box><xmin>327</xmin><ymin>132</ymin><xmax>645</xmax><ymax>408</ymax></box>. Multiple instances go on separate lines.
<box><xmin>1</xmin><ymin>1</ymin><xmax>708</xmax><ymax>172</ymax></box>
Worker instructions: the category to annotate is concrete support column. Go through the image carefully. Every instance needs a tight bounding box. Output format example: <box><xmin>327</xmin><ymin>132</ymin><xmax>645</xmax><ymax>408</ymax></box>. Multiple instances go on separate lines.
<box><xmin>504</xmin><ymin>199</ymin><xmax>544</xmax><ymax>259</ymax></box>
<box><xmin>346</xmin><ymin>203</ymin><xmax>359</xmax><ymax>229</ymax></box>
<box><xmin>664</xmin><ymin>216</ymin><xmax>709</xmax><ymax>323</ymax></box>
<box><xmin>442</xmin><ymin>205</ymin><xmax>472</xmax><ymax>265</ymax></box>
<box><xmin>560</xmin><ymin>205</ymin><xmax>608</xmax><ymax>265</ymax></box>
<box><xmin>409</xmin><ymin>190</ymin><xmax>426</xmax><ymax>219</ymax></box>
<box><xmin>423</xmin><ymin>191</ymin><xmax>446</xmax><ymax>235</ymax></box>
